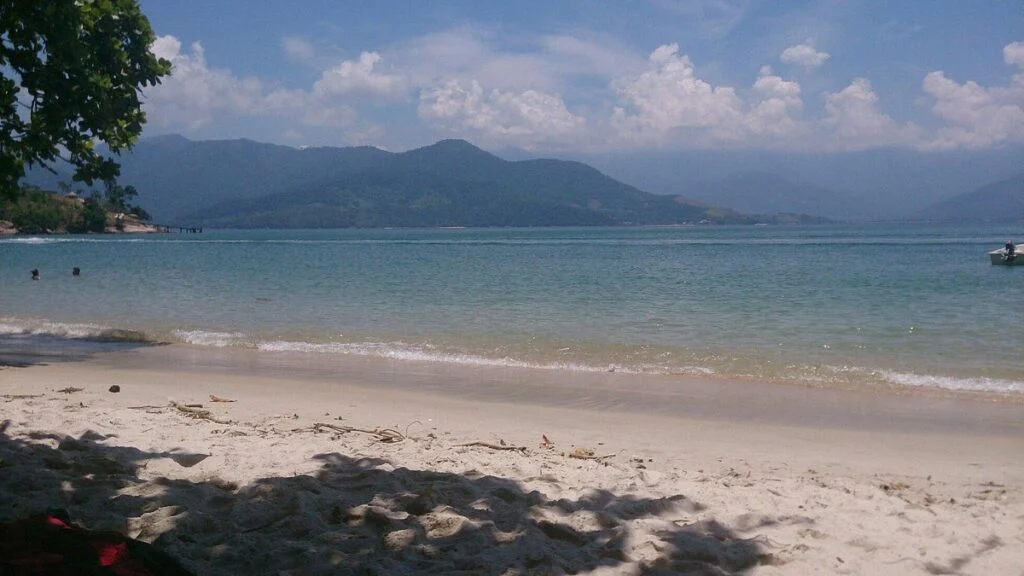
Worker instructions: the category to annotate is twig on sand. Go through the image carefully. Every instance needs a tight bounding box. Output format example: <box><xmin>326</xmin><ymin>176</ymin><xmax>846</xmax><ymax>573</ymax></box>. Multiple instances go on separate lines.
<box><xmin>170</xmin><ymin>401</ymin><xmax>233</xmax><ymax>425</ymax></box>
<box><xmin>568</xmin><ymin>447</ymin><xmax>618</xmax><ymax>461</ymax></box>
<box><xmin>57</xmin><ymin>387</ymin><xmax>84</xmax><ymax>394</ymax></box>
<box><xmin>128</xmin><ymin>405</ymin><xmax>166</xmax><ymax>410</ymax></box>
<box><xmin>310</xmin><ymin>422</ymin><xmax>406</xmax><ymax>443</ymax></box>
<box><xmin>455</xmin><ymin>441</ymin><xmax>529</xmax><ymax>452</ymax></box>
<box><xmin>2</xmin><ymin>394</ymin><xmax>44</xmax><ymax>400</ymax></box>
<box><xmin>209</xmin><ymin>395</ymin><xmax>236</xmax><ymax>403</ymax></box>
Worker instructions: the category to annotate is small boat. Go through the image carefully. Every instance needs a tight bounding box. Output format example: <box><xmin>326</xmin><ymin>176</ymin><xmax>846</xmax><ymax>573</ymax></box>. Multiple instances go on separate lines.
<box><xmin>990</xmin><ymin>247</ymin><xmax>1022</xmax><ymax>265</ymax></box>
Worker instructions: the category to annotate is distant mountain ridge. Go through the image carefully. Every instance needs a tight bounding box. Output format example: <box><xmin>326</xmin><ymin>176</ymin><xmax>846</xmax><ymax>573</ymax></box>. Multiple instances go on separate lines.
<box><xmin>679</xmin><ymin>171</ymin><xmax>880</xmax><ymax>221</ymax></box>
<box><xmin>23</xmin><ymin>135</ymin><xmax>1023</xmax><ymax>225</ymax></box>
<box><xmin>185</xmin><ymin>139</ymin><xmax>789</xmax><ymax>228</ymax></box>
<box><xmin>911</xmin><ymin>172</ymin><xmax>1024</xmax><ymax>222</ymax></box>
<box><xmin>24</xmin><ymin>136</ymin><xmax>829</xmax><ymax>227</ymax></box>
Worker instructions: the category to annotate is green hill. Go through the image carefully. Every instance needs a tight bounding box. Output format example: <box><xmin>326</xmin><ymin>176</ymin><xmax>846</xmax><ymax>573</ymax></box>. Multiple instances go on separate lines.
<box><xmin>24</xmin><ymin>136</ymin><xmax>830</xmax><ymax>227</ymax></box>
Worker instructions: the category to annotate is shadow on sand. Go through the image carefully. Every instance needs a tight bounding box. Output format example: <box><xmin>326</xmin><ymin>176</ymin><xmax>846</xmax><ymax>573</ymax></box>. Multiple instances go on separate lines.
<box><xmin>0</xmin><ymin>333</ymin><xmax>162</xmax><ymax>369</ymax></box>
<box><xmin>0</xmin><ymin>417</ymin><xmax>772</xmax><ymax>575</ymax></box>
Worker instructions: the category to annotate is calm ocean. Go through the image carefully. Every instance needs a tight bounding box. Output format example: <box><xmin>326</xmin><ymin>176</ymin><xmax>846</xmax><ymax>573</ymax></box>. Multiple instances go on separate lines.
<box><xmin>1</xmin><ymin>224</ymin><xmax>1022</xmax><ymax>396</ymax></box>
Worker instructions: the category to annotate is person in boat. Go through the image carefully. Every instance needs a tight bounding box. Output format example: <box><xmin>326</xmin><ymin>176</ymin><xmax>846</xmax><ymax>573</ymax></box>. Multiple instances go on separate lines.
<box><xmin>1004</xmin><ymin>240</ymin><xmax>1016</xmax><ymax>263</ymax></box>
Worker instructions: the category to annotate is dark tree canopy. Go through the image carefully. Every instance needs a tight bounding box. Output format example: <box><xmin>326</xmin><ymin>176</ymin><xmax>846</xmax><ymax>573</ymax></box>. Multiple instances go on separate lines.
<box><xmin>0</xmin><ymin>0</ymin><xmax>171</xmax><ymax>199</ymax></box>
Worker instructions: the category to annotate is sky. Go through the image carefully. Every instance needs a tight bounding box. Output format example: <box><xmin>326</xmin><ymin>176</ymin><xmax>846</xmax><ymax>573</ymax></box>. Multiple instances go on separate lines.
<box><xmin>136</xmin><ymin>0</ymin><xmax>1024</xmax><ymax>154</ymax></box>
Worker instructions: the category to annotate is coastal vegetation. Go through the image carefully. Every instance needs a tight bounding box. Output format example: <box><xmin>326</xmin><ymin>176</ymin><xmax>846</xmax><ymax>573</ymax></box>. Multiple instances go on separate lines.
<box><xmin>0</xmin><ymin>181</ymin><xmax>153</xmax><ymax>234</ymax></box>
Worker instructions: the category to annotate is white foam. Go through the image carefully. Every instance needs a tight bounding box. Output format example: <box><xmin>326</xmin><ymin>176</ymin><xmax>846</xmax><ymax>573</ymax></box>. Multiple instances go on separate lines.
<box><xmin>1</xmin><ymin>237</ymin><xmax>55</xmax><ymax>244</ymax></box>
<box><xmin>875</xmin><ymin>370</ymin><xmax>1023</xmax><ymax>395</ymax></box>
<box><xmin>173</xmin><ymin>330</ymin><xmax>248</xmax><ymax>347</ymax></box>
<box><xmin>0</xmin><ymin>319</ymin><xmax>109</xmax><ymax>338</ymax></box>
<box><xmin>256</xmin><ymin>339</ymin><xmax>714</xmax><ymax>376</ymax></box>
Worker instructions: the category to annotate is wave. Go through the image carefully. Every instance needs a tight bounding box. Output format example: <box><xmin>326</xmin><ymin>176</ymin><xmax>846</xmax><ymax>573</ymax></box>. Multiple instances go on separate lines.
<box><xmin>256</xmin><ymin>339</ymin><xmax>721</xmax><ymax>376</ymax></box>
<box><xmin>173</xmin><ymin>330</ymin><xmax>249</xmax><ymax>348</ymax></box>
<box><xmin>0</xmin><ymin>319</ymin><xmax>158</xmax><ymax>343</ymax></box>
<box><xmin>874</xmin><ymin>369</ymin><xmax>1024</xmax><ymax>395</ymax></box>
<box><xmin>4</xmin><ymin>320</ymin><xmax>1020</xmax><ymax>396</ymax></box>
<box><xmin>820</xmin><ymin>364</ymin><xmax>1024</xmax><ymax>395</ymax></box>
<box><xmin>0</xmin><ymin>236</ymin><xmax>149</xmax><ymax>244</ymax></box>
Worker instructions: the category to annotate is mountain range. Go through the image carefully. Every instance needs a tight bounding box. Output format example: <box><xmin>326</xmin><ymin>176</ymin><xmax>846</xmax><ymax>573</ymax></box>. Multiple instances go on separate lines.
<box><xmin>21</xmin><ymin>135</ymin><xmax>1023</xmax><ymax>226</ymax></box>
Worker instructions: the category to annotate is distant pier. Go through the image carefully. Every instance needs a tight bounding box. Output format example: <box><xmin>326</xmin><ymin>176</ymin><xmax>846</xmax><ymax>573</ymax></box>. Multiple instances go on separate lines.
<box><xmin>176</xmin><ymin>226</ymin><xmax>203</xmax><ymax>233</ymax></box>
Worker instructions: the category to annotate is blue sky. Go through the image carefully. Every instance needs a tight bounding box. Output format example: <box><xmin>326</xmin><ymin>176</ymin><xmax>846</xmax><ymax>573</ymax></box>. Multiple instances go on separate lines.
<box><xmin>137</xmin><ymin>0</ymin><xmax>1023</xmax><ymax>153</ymax></box>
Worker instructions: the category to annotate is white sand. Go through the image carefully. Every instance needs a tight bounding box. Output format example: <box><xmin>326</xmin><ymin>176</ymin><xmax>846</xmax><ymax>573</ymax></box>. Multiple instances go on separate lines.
<box><xmin>1</xmin><ymin>356</ymin><xmax>1022</xmax><ymax>575</ymax></box>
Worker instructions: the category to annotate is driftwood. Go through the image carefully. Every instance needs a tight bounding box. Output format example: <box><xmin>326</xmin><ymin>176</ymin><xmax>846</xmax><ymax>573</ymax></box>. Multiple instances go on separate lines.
<box><xmin>568</xmin><ymin>447</ymin><xmax>617</xmax><ymax>461</ymax></box>
<box><xmin>455</xmin><ymin>441</ymin><xmax>528</xmax><ymax>452</ymax></box>
<box><xmin>57</xmin><ymin>387</ymin><xmax>84</xmax><ymax>394</ymax></box>
<box><xmin>209</xmin><ymin>395</ymin><xmax>236</xmax><ymax>403</ymax></box>
<box><xmin>2</xmin><ymin>394</ymin><xmax>44</xmax><ymax>400</ymax></box>
<box><xmin>310</xmin><ymin>422</ymin><xmax>406</xmax><ymax>443</ymax></box>
<box><xmin>170</xmin><ymin>401</ymin><xmax>233</xmax><ymax>425</ymax></box>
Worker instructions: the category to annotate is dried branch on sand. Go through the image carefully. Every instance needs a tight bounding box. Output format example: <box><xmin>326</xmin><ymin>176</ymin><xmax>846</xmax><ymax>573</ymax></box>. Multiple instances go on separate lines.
<box><xmin>170</xmin><ymin>401</ymin><xmax>233</xmax><ymax>425</ymax></box>
<box><xmin>455</xmin><ymin>441</ymin><xmax>528</xmax><ymax>452</ymax></box>
<box><xmin>308</xmin><ymin>422</ymin><xmax>406</xmax><ymax>443</ymax></box>
<box><xmin>568</xmin><ymin>447</ymin><xmax>618</xmax><ymax>461</ymax></box>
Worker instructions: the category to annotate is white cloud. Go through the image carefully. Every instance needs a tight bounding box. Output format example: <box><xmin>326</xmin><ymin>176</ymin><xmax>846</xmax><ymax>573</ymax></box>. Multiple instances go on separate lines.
<box><xmin>1005</xmin><ymin>41</ymin><xmax>1024</xmax><ymax>67</ymax></box>
<box><xmin>920</xmin><ymin>76</ymin><xmax>1024</xmax><ymax>150</ymax></box>
<box><xmin>313</xmin><ymin>52</ymin><xmax>406</xmax><ymax>99</ymax></box>
<box><xmin>915</xmin><ymin>41</ymin><xmax>1024</xmax><ymax>150</ymax></box>
<box><xmin>418</xmin><ymin>80</ymin><xmax>585</xmax><ymax>148</ymax></box>
<box><xmin>822</xmin><ymin>78</ymin><xmax>917</xmax><ymax>150</ymax></box>
<box><xmin>282</xmin><ymin>36</ymin><xmax>315</xmax><ymax>61</ymax></box>
<box><xmin>145</xmin><ymin>35</ymin><xmax>383</xmax><ymax>141</ymax></box>
<box><xmin>780</xmin><ymin>40</ymin><xmax>830</xmax><ymax>70</ymax></box>
<box><xmin>396</xmin><ymin>28</ymin><xmax>567</xmax><ymax>94</ymax></box>
<box><xmin>144</xmin><ymin>36</ymin><xmax>267</xmax><ymax>129</ymax></box>
<box><xmin>610</xmin><ymin>44</ymin><xmax>746</xmax><ymax>145</ymax></box>
<box><xmin>145</xmin><ymin>29</ymin><xmax>1023</xmax><ymax>154</ymax></box>
<box><xmin>541</xmin><ymin>34</ymin><xmax>646</xmax><ymax>80</ymax></box>
<box><xmin>747</xmin><ymin>66</ymin><xmax>806</xmax><ymax>139</ymax></box>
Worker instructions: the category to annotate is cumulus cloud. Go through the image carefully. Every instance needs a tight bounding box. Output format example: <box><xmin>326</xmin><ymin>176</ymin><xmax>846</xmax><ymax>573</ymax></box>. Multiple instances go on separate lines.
<box><xmin>747</xmin><ymin>66</ymin><xmax>806</xmax><ymax>139</ymax></box>
<box><xmin>915</xmin><ymin>41</ymin><xmax>1024</xmax><ymax>150</ymax></box>
<box><xmin>780</xmin><ymin>40</ymin><xmax>830</xmax><ymax>70</ymax></box>
<box><xmin>610</xmin><ymin>44</ymin><xmax>745</xmax><ymax>144</ymax></box>
<box><xmin>418</xmin><ymin>80</ymin><xmax>585</xmax><ymax>148</ymax></box>
<box><xmin>144</xmin><ymin>34</ymin><xmax>389</xmax><ymax>145</ymax></box>
<box><xmin>144</xmin><ymin>36</ymin><xmax>268</xmax><ymax>129</ymax></box>
<box><xmin>313</xmin><ymin>52</ymin><xmax>406</xmax><ymax>99</ymax></box>
<box><xmin>822</xmin><ymin>78</ymin><xmax>916</xmax><ymax>150</ymax></box>
<box><xmin>145</xmin><ymin>28</ymin><xmax>1023</xmax><ymax>153</ymax></box>
<box><xmin>608</xmin><ymin>46</ymin><xmax>809</xmax><ymax>147</ymax></box>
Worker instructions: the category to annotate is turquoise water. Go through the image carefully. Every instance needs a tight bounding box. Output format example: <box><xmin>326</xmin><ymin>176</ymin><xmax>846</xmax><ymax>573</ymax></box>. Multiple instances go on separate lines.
<box><xmin>1</xmin><ymin>224</ymin><xmax>1022</xmax><ymax>395</ymax></box>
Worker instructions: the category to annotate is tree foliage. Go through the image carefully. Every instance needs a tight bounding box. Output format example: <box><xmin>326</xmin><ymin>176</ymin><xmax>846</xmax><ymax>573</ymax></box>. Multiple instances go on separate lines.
<box><xmin>0</xmin><ymin>0</ymin><xmax>171</xmax><ymax>199</ymax></box>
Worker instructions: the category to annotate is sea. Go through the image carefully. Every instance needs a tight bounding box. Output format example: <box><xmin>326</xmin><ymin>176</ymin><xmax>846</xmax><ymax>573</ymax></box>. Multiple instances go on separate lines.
<box><xmin>1</xmin><ymin>223</ymin><xmax>1022</xmax><ymax>398</ymax></box>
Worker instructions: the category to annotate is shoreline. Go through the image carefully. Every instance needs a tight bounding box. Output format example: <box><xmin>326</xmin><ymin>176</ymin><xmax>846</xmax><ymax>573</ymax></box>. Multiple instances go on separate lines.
<box><xmin>2</xmin><ymin>350</ymin><xmax>1022</xmax><ymax>574</ymax></box>
<box><xmin>87</xmin><ymin>344</ymin><xmax>1024</xmax><ymax>436</ymax></box>
<box><xmin>2</xmin><ymin>323</ymin><xmax>1023</xmax><ymax>403</ymax></box>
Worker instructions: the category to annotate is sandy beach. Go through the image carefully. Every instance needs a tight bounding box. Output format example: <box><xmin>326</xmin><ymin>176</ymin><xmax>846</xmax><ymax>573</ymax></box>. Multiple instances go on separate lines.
<box><xmin>1</xmin><ymin>346</ymin><xmax>1022</xmax><ymax>575</ymax></box>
